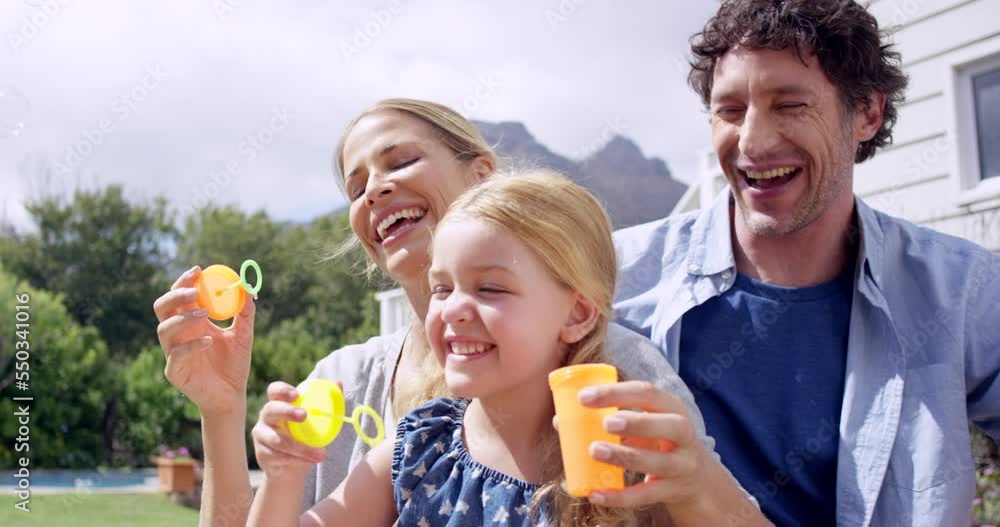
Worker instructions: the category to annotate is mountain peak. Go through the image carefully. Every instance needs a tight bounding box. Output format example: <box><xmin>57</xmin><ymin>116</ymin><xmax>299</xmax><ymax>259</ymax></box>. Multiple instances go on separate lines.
<box><xmin>472</xmin><ymin>120</ymin><xmax>534</xmax><ymax>144</ymax></box>
<box><xmin>586</xmin><ymin>135</ymin><xmax>643</xmax><ymax>162</ymax></box>
<box><xmin>474</xmin><ymin>120</ymin><xmax>687</xmax><ymax>228</ymax></box>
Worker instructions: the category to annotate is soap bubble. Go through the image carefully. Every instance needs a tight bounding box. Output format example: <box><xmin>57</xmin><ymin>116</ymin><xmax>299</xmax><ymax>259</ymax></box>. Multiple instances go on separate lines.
<box><xmin>0</xmin><ymin>85</ymin><xmax>30</xmax><ymax>140</ymax></box>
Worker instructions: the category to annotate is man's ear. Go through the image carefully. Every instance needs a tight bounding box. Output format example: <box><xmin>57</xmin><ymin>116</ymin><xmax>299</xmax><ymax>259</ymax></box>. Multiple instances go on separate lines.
<box><xmin>853</xmin><ymin>90</ymin><xmax>887</xmax><ymax>143</ymax></box>
<box><xmin>559</xmin><ymin>294</ymin><xmax>601</xmax><ymax>345</ymax></box>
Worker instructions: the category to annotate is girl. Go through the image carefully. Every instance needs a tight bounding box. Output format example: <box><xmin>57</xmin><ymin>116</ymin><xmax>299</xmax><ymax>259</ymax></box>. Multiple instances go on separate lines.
<box><xmin>249</xmin><ymin>170</ymin><xmax>746</xmax><ymax>526</ymax></box>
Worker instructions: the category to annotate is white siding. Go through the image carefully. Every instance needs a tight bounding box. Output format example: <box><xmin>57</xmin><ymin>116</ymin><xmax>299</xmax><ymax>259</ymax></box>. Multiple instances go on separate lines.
<box><xmin>876</xmin><ymin>0</ymin><xmax>1000</xmax><ymax>66</ymax></box>
<box><xmin>859</xmin><ymin>0</ymin><xmax>1000</xmax><ymax>251</ymax></box>
<box><xmin>374</xmin><ymin>288</ymin><xmax>411</xmax><ymax>336</ymax></box>
<box><xmin>854</xmin><ymin>135</ymin><xmax>949</xmax><ymax>196</ymax></box>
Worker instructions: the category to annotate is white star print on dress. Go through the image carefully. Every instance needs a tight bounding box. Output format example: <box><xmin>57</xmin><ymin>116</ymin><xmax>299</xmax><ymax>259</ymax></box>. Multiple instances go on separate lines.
<box><xmin>404</xmin><ymin>443</ymin><xmax>414</xmax><ymax>459</ymax></box>
<box><xmin>419</xmin><ymin>410</ymin><xmax>434</xmax><ymax>419</ymax></box>
<box><xmin>393</xmin><ymin>399</ymin><xmax>544</xmax><ymax>526</ymax></box>
<box><xmin>492</xmin><ymin>506</ymin><xmax>510</xmax><ymax>523</ymax></box>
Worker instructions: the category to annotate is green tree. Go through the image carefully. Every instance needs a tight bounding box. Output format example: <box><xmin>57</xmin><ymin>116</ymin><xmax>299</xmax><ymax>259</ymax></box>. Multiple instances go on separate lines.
<box><xmin>0</xmin><ymin>264</ymin><xmax>114</xmax><ymax>467</ymax></box>
<box><xmin>176</xmin><ymin>206</ymin><xmax>384</xmax><ymax>347</ymax></box>
<box><xmin>0</xmin><ymin>184</ymin><xmax>176</xmax><ymax>358</ymax></box>
<box><xmin>116</xmin><ymin>345</ymin><xmax>202</xmax><ymax>467</ymax></box>
<box><xmin>285</xmin><ymin>213</ymin><xmax>387</xmax><ymax>349</ymax></box>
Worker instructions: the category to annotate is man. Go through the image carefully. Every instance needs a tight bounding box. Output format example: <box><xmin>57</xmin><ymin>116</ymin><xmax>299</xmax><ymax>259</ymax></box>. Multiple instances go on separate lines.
<box><xmin>594</xmin><ymin>1</ymin><xmax>999</xmax><ymax>525</ymax></box>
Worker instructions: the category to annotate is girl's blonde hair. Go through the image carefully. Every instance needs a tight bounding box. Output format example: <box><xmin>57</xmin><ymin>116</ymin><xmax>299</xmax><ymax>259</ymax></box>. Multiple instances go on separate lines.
<box><xmin>329</xmin><ymin>98</ymin><xmax>498</xmax><ymax>279</ymax></box>
<box><xmin>435</xmin><ymin>169</ymin><xmax>659</xmax><ymax>526</ymax></box>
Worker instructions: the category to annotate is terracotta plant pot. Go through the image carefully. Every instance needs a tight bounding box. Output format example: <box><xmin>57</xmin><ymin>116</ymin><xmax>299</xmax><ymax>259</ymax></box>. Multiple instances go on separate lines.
<box><xmin>150</xmin><ymin>456</ymin><xmax>196</xmax><ymax>493</ymax></box>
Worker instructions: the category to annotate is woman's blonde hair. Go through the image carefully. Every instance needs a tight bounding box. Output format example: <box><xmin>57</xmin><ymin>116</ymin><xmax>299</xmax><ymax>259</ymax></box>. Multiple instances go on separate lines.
<box><xmin>434</xmin><ymin>169</ymin><xmax>659</xmax><ymax>526</ymax></box>
<box><xmin>329</xmin><ymin>98</ymin><xmax>498</xmax><ymax>279</ymax></box>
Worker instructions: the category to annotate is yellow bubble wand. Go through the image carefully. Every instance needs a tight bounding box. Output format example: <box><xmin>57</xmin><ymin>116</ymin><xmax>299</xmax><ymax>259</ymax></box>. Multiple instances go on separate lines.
<box><xmin>287</xmin><ymin>379</ymin><xmax>386</xmax><ymax>447</ymax></box>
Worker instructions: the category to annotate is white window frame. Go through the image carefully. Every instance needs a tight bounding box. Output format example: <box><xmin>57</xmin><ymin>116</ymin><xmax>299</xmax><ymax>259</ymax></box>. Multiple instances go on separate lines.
<box><xmin>946</xmin><ymin>37</ymin><xmax>1000</xmax><ymax>206</ymax></box>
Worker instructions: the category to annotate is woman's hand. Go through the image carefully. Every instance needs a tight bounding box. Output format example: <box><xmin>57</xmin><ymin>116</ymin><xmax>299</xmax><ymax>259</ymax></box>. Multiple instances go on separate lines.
<box><xmin>579</xmin><ymin>381</ymin><xmax>711</xmax><ymax>508</ymax></box>
<box><xmin>252</xmin><ymin>381</ymin><xmax>329</xmax><ymax>476</ymax></box>
<box><xmin>153</xmin><ymin>266</ymin><xmax>255</xmax><ymax>417</ymax></box>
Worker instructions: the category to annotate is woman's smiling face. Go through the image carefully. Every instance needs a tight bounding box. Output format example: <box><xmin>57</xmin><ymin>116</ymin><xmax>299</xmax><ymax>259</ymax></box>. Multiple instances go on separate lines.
<box><xmin>341</xmin><ymin>110</ymin><xmax>488</xmax><ymax>283</ymax></box>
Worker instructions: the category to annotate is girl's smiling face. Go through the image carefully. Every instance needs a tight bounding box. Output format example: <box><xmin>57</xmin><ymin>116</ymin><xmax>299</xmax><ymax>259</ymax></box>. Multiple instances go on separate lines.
<box><xmin>341</xmin><ymin>110</ymin><xmax>489</xmax><ymax>284</ymax></box>
<box><xmin>425</xmin><ymin>218</ymin><xmax>577</xmax><ymax>399</ymax></box>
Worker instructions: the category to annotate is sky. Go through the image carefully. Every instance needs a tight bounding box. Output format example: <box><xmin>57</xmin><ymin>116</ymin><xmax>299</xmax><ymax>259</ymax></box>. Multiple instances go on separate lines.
<box><xmin>0</xmin><ymin>0</ymin><xmax>720</xmax><ymax>231</ymax></box>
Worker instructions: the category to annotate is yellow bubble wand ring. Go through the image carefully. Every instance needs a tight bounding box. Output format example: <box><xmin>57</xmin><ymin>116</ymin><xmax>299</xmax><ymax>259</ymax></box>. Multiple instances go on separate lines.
<box><xmin>287</xmin><ymin>379</ymin><xmax>386</xmax><ymax>448</ymax></box>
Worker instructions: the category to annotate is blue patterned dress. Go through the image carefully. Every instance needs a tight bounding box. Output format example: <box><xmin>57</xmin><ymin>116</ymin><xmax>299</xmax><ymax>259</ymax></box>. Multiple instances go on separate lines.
<box><xmin>391</xmin><ymin>398</ymin><xmax>544</xmax><ymax>526</ymax></box>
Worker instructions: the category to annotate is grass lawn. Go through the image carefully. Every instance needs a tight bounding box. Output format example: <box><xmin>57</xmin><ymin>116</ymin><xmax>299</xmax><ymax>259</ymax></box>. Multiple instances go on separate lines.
<box><xmin>0</xmin><ymin>493</ymin><xmax>198</xmax><ymax>526</ymax></box>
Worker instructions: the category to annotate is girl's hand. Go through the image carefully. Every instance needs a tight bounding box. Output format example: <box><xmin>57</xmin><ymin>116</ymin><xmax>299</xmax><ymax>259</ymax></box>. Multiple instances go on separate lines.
<box><xmin>577</xmin><ymin>381</ymin><xmax>710</xmax><ymax>508</ymax></box>
<box><xmin>252</xmin><ymin>381</ymin><xmax>329</xmax><ymax>476</ymax></box>
<box><xmin>154</xmin><ymin>266</ymin><xmax>255</xmax><ymax>417</ymax></box>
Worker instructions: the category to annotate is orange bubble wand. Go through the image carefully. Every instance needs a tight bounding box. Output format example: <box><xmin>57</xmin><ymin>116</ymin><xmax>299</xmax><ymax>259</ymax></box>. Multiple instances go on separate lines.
<box><xmin>195</xmin><ymin>260</ymin><xmax>263</xmax><ymax>320</ymax></box>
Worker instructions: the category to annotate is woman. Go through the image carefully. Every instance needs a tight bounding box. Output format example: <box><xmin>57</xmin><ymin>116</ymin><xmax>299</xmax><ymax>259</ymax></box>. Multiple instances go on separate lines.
<box><xmin>153</xmin><ymin>99</ymin><xmax>761</xmax><ymax>526</ymax></box>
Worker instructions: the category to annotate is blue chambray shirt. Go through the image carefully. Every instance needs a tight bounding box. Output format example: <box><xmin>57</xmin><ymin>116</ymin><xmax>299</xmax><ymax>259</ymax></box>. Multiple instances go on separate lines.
<box><xmin>613</xmin><ymin>190</ymin><xmax>1000</xmax><ymax>526</ymax></box>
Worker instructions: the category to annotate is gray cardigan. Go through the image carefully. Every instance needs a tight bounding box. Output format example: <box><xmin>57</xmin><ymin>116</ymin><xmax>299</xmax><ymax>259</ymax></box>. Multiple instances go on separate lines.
<box><xmin>299</xmin><ymin>322</ymin><xmax>746</xmax><ymax>511</ymax></box>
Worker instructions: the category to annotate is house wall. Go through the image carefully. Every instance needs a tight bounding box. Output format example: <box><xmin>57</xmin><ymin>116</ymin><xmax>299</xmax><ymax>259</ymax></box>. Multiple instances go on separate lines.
<box><xmin>857</xmin><ymin>0</ymin><xmax>1000</xmax><ymax>251</ymax></box>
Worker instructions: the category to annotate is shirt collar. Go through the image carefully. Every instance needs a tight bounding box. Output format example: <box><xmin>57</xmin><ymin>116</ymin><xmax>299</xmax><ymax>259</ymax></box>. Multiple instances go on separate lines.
<box><xmin>854</xmin><ymin>197</ymin><xmax>885</xmax><ymax>289</ymax></box>
<box><xmin>686</xmin><ymin>190</ymin><xmax>886</xmax><ymax>289</ymax></box>
<box><xmin>686</xmin><ymin>189</ymin><xmax>736</xmax><ymax>277</ymax></box>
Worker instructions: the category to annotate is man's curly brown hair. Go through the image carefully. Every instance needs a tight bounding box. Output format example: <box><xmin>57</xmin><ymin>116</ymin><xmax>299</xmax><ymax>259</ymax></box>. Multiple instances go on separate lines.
<box><xmin>688</xmin><ymin>0</ymin><xmax>909</xmax><ymax>163</ymax></box>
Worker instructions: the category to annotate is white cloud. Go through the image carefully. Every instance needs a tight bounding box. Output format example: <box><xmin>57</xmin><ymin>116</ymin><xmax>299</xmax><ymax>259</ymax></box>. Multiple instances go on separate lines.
<box><xmin>0</xmin><ymin>0</ymin><xmax>718</xmax><ymax>232</ymax></box>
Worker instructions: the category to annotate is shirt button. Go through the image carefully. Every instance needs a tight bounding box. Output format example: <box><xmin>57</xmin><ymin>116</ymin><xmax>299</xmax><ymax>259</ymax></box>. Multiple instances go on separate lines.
<box><xmin>721</xmin><ymin>269</ymin><xmax>733</xmax><ymax>279</ymax></box>
<box><xmin>688</xmin><ymin>264</ymin><xmax>699</xmax><ymax>273</ymax></box>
